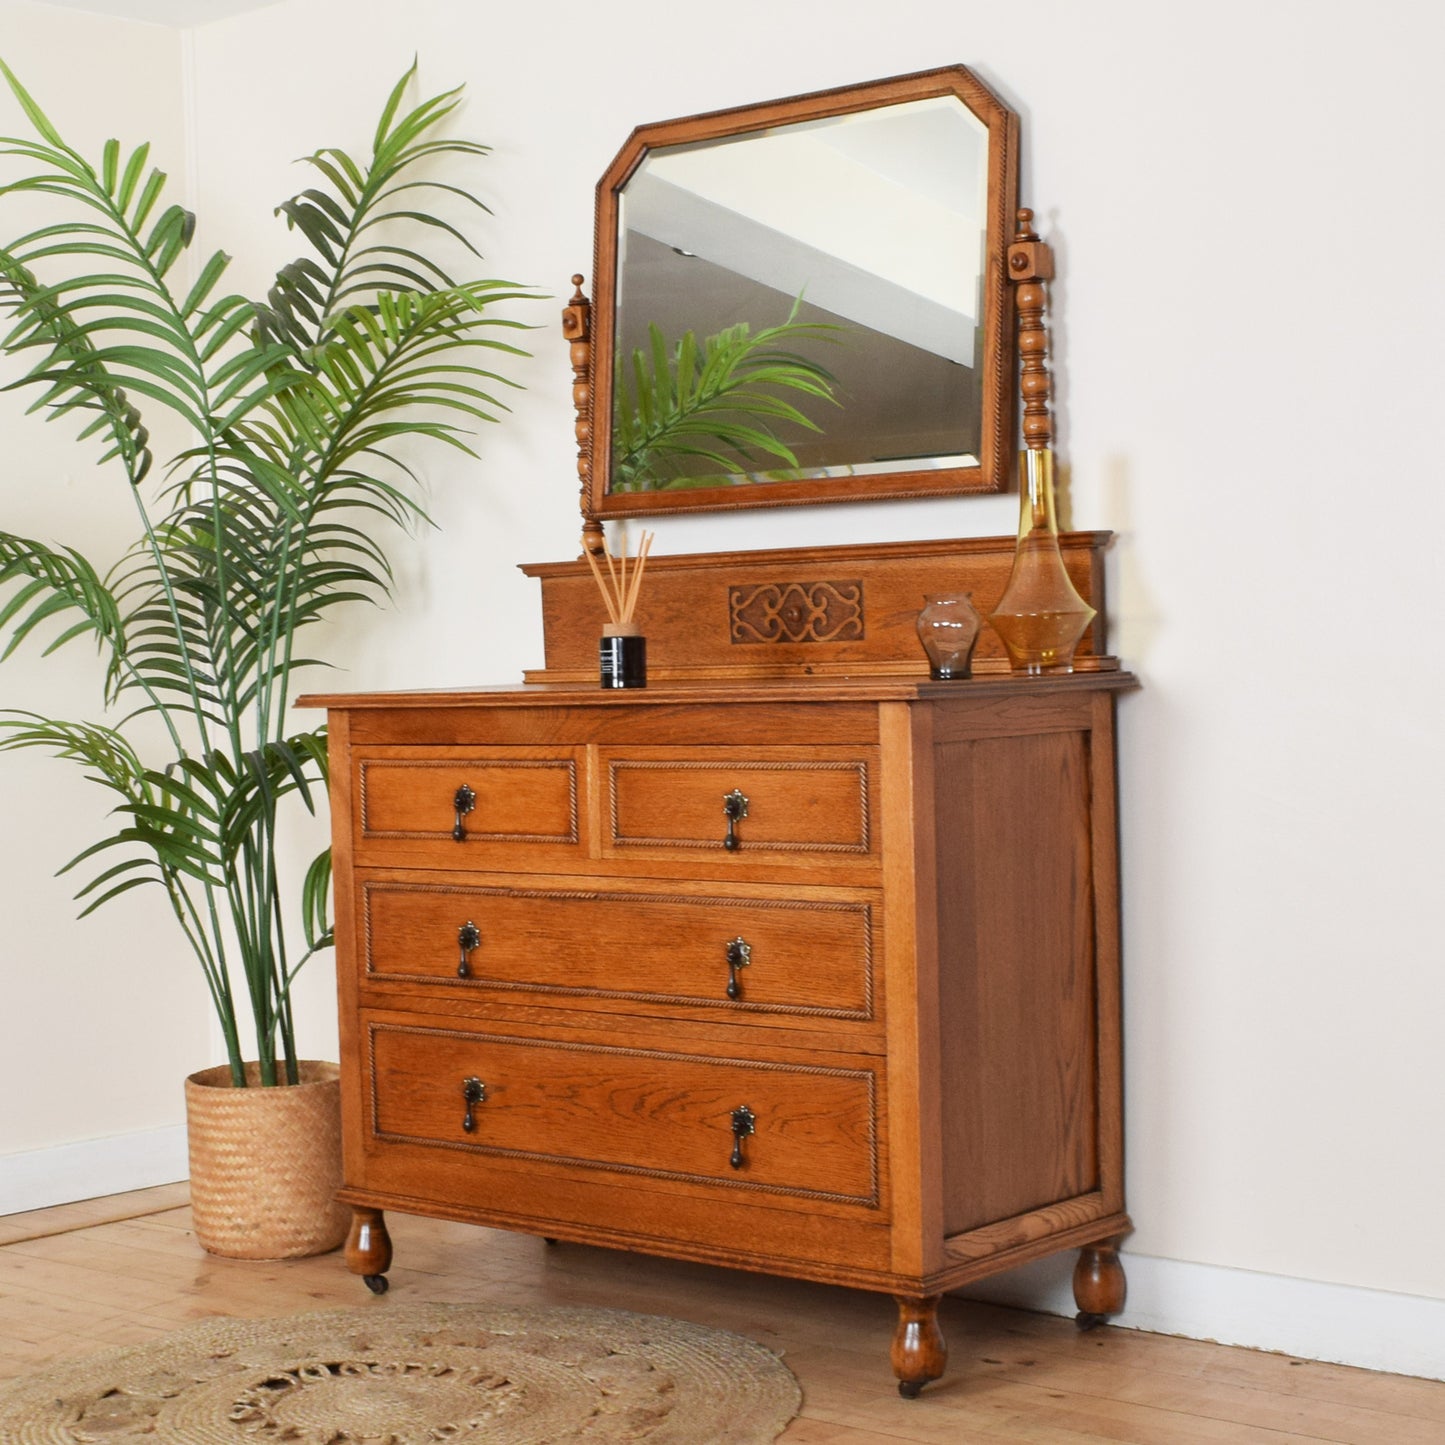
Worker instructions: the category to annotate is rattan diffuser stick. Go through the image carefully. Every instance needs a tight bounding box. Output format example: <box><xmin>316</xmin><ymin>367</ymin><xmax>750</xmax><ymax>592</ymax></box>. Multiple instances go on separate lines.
<box><xmin>584</xmin><ymin>530</ymin><xmax>654</xmax><ymax>634</ymax></box>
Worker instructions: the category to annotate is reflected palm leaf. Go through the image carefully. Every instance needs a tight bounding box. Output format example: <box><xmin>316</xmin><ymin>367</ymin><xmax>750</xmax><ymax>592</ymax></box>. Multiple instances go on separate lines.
<box><xmin>612</xmin><ymin>302</ymin><xmax>839</xmax><ymax>492</ymax></box>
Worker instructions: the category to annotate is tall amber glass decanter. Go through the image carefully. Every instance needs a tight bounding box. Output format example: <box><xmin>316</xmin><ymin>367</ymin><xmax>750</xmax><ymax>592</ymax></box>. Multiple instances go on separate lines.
<box><xmin>988</xmin><ymin>447</ymin><xmax>1095</xmax><ymax>673</ymax></box>
<box><xmin>989</xmin><ymin>208</ymin><xmax>1094</xmax><ymax>674</ymax></box>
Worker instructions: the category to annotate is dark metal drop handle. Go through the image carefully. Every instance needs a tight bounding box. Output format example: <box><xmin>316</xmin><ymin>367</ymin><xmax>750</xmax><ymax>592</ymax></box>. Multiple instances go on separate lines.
<box><xmin>725</xmin><ymin>936</ymin><xmax>752</xmax><ymax>1000</ymax></box>
<box><xmin>730</xmin><ymin>1105</ymin><xmax>756</xmax><ymax>1169</ymax></box>
<box><xmin>722</xmin><ymin>788</ymin><xmax>749</xmax><ymax>851</ymax></box>
<box><xmin>461</xmin><ymin>1076</ymin><xmax>486</xmax><ymax>1133</ymax></box>
<box><xmin>457</xmin><ymin>921</ymin><xmax>481</xmax><ymax>979</ymax></box>
<box><xmin>452</xmin><ymin>783</ymin><xmax>476</xmax><ymax>842</ymax></box>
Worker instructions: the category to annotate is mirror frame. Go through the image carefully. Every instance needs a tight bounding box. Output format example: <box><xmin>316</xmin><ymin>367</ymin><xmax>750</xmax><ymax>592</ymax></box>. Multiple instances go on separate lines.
<box><xmin>580</xmin><ymin>65</ymin><xmax>1019</xmax><ymax>522</ymax></box>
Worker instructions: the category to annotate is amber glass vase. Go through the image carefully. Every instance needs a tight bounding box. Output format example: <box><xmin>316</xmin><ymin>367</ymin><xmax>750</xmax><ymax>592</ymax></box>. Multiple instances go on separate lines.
<box><xmin>988</xmin><ymin>448</ymin><xmax>1095</xmax><ymax>674</ymax></box>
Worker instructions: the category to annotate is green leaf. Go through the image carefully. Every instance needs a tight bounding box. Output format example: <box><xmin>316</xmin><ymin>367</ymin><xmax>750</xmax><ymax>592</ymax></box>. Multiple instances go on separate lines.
<box><xmin>302</xmin><ymin>846</ymin><xmax>333</xmax><ymax>952</ymax></box>
<box><xmin>115</xmin><ymin>142</ymin><xmax>150</xmax><ymax>212</ymax></box>
<box><xmin>372</xmin><ymin>59</ymin><xmax>418</xmax><ymax>154</ymax></box>
<box><xmin>0</xmin><ymin>58</ymin><xmax>70</xmax><ymax>149</ymax></box>
<box><xmin>129</xmin><ymin>166</ymin><xmax>166</xmax><ymax>232</ymax></box>
<box><xmin>180</xmin><ymin>250</ymin><xmax>231</xmax><ymax>319</ymax></box>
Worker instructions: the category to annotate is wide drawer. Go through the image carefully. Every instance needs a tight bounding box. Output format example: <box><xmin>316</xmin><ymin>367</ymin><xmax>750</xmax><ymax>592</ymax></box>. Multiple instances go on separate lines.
<box><xmin>367</xmin><ymin>1020</ymin><xmax>880</xmax><ymax>1206</ymax></box>
<box><xmin>602</xmin><ymin>746</ymin><xmax>875</xmax><ymax>861</ymax></box>
<box><xmin>357</xmin><ymin>874</ymin><xmax>878</xmax><ymax>1022</ymax></box>
<box><xmin>353</xmin><ymin>747</ymin><xmax>581</xmax><ymax>863</ymax></box>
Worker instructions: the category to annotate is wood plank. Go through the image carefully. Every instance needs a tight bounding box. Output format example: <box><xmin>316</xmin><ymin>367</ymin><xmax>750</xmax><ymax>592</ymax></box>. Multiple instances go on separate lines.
<box><xmin>955</xmin><ymin>1303</ymin><xmax>1445</xmax><ymax>1424</ymax></box>
<box><xmin>0</xmin><ymin>1183</ymin><xmax>189</xmax><ymax>1245</ymax></box>
<box><xmin>965</xmin><ymin>1361</ymin><xmax>1445</xmax><ymax>1445</ymax></box>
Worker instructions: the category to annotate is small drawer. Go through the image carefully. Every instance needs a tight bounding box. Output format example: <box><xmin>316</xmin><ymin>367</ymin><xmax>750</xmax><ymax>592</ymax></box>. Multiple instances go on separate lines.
<box><xmin>368</xmin><ymin>1021</ymin><xmax>880</xmax><ymax>1206</ymax></box>
<box><xmin>354</xmin><ymin>748</ymin><xmax>580</xmax><ymax>860</ymax></box>
<box><xmin>603</xmin><ymin>747</ymin><xmax>875</xmax><ymax>860</ymax></box>
<box><xmin>358</xmin><ymin>875</ymin><xmax>877</xmax><ymax>1021</ymax></box>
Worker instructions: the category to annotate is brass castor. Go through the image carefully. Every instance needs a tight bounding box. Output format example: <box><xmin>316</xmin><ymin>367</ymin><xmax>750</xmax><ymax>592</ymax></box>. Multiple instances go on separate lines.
<box><xmin>898</xmin><ymin>1379</ymin><xmax>925</xmax><ymax>1399</ymax></box>
<box><xmin>1075</xmin><ymin>1310</ymin><xmax>1108</xmax><ymax>1331</ymax></box>
<box><xmin>363</xmin><ymin>1274</ymin><xmax>389</xmax><ymax>1295</ymax></box>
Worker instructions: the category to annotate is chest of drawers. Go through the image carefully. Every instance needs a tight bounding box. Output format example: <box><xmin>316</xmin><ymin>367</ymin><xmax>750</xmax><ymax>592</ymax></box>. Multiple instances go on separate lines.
<box><xmin>309</xmin><ymin>651</ymin><xmax>1134</xmax><ymax>1395</ymax></box>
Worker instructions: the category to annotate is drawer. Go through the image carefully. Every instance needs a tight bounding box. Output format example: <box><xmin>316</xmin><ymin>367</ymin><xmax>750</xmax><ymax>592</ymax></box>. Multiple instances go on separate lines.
<box><xmin>354</xmin><ymin>747</ymin><xmax>581</xmax><ymax>862</ymax></box>
<box><xmin>357</xmin><ymin>875</ymin><xmax>877</xmax><ymax>1021</ymax></box>
<box><xmin>367</xmin><ymin>1021</ymin><xmax>880</xmax><ymax>1207</ymax></box>
<box><xmin>602</xmin><ymin>747</ymin><xmax>875</xmax><ymax>860</ymax></box>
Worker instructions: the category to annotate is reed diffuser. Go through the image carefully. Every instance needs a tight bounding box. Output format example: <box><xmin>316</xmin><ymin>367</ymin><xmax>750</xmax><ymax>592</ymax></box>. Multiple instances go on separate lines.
<box><xmin>583</xmin><ymin>529</ymin><xmax>654</xmax><ymax>688</ymax></box>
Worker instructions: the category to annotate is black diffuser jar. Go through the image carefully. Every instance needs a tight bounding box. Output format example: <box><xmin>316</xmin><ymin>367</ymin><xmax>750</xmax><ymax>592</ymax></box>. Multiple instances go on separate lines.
<box><xmin>599</xmin><ymin>630</ymin><xmax>646</xmax><ymax>688</ymax></box>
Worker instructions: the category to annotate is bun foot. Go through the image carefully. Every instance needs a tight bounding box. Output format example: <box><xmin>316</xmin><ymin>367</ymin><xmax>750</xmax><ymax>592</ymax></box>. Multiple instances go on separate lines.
<box><xmin>891</xmin><ymin>1295</ymin><xmax>946</xmax><ymax>1397</ymax></box>
<box><xmin>1073</xmin><ymin>1237</ymin><xmax>1126</xmax><ymax>1325</ymax></box>
<box><xmin>346</xmin><ymin>1207</ymin><xmax>393</xmax><ymax>1288</ymax></box>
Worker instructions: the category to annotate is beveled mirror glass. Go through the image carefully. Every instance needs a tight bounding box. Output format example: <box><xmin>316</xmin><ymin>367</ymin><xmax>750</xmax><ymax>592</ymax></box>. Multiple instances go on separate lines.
<box><xmin>582</xmin><ymin>67</ymin><xmax>1018</xmax><ymax>521</ymax></box>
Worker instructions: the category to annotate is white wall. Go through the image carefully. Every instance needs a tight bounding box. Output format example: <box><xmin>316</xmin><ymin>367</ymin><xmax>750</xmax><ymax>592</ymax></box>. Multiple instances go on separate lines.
<box><xmin>3</xmin><ymin>0</ymin><xmax>1442</xmax><ymax>1375</ymax></box>
<box><xmin>0</xmin><ymin>4</ymin><xmax>207</xmax><ymax>1182</ymax></box>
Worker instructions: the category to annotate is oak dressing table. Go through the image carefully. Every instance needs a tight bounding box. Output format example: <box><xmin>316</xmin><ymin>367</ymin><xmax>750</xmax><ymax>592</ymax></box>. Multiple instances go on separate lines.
<box><xmin>303</xmin><ymin>65</ymin><xmax>1133</xmax><ymax>1396</ymax></box>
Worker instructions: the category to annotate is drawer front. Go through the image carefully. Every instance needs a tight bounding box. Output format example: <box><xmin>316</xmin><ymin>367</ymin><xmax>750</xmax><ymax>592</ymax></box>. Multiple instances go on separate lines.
<box><xmin>368</xmin><ymin>1022</ymin><xmax>880</xmax><ymax>1206</ymax></box>
<box><xmin>603</xmin><ymin>747</ymin><xmax>875</xmax><ymax>860</ymax></box>
<box><xmin>355</xmin><ymin>748</ymin><xmax>580</xmax><ymax>859</ymax></box>
<box><xmin>359</xmin><ymin>876</ymin><xmax>877</xmax><ymax>1021</ymax></box>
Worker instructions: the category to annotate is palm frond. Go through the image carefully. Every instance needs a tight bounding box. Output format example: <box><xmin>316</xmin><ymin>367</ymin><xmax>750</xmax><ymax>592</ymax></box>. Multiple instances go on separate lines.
<box><xmin>258</xmin><ymin>60</ymin><xmax>497</xmax><ymax>355</ymax></box>
<box><xmin>0</xmin><ymin>60</ymin><xmax>538</xmax><ymax>1084</ymax></box>
<box><xmin>0</xmin><ymin>533</ymin><xmax>125</xmax><ymax>673</ymax></box>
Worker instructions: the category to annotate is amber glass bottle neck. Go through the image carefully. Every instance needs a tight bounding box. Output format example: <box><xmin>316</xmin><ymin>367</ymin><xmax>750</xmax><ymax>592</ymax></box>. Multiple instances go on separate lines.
<box><xmin>1019</xmin><ymin>448</ymin><xmax>1059</xmax><ymax>540</ymax></box>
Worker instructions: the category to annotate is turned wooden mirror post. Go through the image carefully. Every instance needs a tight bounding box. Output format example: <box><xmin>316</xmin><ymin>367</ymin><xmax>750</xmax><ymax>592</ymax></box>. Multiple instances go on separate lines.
<box><xmin>561</xmin><ymin>275</ymin><xmax>606</xmax><ymax>557</ymax></box>
<box><xmin>1007</xmin><ymin>206</ymin><xmax>1054</xmax><ymax>451</ymax></box>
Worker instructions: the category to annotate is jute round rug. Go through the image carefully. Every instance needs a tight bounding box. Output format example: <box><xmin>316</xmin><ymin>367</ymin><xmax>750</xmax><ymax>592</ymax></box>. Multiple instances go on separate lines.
<box><xmin>0</xmin><ymin>1302</ymin><xmax>802</xmax><ymax>1443</ymax></box>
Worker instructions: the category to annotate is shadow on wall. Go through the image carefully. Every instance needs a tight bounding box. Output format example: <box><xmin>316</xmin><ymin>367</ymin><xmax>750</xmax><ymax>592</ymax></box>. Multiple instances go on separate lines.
<box><xmin>1103</xmin><ymin>454</ymin><xmax>1160</xmax><ymax>668</ymax></box>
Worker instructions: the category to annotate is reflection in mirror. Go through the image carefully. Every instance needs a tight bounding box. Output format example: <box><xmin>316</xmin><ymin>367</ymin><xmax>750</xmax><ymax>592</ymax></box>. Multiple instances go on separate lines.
<box><xmin>611</xmin><ymin>95</ymin><xmax>990</xmax><ymax>496</ymax></box>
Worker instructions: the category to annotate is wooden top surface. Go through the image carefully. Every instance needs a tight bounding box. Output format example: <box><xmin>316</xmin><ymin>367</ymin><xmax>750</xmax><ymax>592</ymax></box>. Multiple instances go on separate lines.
<box><xmin>298</xmin><ymin>669</ymin><xmax>1138</xmax><ymax>712</ymax></box>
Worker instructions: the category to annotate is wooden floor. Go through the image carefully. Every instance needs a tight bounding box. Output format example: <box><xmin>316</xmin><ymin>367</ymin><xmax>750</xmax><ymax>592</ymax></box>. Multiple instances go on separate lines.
<box><xmin>1</xmin><ymin>1187</ymin><xmax>1442</xmax><ymax>1442</ymax></box>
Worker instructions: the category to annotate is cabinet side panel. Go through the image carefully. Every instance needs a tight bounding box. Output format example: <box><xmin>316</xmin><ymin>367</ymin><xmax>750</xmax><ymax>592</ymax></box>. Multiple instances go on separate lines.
<box><xmin>936</xmin><ymin>730</ymin><xmax>1098</xmax><ymax>1234</ymax></box>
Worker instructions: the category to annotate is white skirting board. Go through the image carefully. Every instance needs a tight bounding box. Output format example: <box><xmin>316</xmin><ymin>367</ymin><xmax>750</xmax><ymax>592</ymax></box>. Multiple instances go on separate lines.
<box><xmin>0</xmin><ymin>1126</ymin><xmax>187</xmax><ymax>1216</ymax></box>
<box><xmin>960</xmin><ymin>1250</ymin><xmax>1445</xmax><ymax>1383</ymax></box>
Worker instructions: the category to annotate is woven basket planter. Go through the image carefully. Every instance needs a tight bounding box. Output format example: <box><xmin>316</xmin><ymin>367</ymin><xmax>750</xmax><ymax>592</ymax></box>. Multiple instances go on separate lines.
<box><xmin>184</xmin><ymin>1060</ymin><xmax>349</xmax><ymax>1260</ymax></box>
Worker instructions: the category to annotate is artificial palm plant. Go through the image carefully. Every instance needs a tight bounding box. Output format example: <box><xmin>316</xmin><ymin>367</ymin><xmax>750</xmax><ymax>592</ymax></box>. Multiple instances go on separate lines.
<box><xmin>0</xmin><ymin>62</ymin><xmax>534</xmax><ymax>1087</ymax></box>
